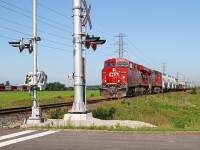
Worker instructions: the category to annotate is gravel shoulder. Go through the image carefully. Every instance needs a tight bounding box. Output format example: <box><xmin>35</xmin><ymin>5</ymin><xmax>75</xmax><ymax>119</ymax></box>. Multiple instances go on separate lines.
<box><xmin>21</xmin><ymin>117</ymin><xmax>156</xmax><ymax>129</ymax></box>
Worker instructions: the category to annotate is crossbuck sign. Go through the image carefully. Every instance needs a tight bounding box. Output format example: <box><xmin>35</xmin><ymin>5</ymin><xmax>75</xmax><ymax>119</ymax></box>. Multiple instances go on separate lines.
<box><xmin>82</xmin><ymin>0</ymin><xmax>92</xmax><ymax>30</ymax></box>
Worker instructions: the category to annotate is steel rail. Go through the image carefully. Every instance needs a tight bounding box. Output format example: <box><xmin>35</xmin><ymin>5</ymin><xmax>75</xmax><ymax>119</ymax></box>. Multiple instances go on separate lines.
<box><xmin>0</xmin><ymin>99</ymin><xmax>107</xmax><ymax>116</ymax></box>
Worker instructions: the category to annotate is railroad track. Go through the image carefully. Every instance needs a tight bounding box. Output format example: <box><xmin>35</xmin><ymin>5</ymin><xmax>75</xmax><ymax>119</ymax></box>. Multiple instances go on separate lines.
<box><xmin>0</xmin><ymin>98</ymin><xmax>108</xmax><ymax>115</ymax></box>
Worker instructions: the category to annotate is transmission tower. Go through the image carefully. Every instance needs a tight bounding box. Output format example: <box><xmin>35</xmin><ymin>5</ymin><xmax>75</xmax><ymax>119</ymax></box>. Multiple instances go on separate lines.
<box><xmin>115</xmin><ymin>33</ymin><xmax>127</xmax><ymax>58</ymax></box>
<box><xmin>177</xmin><ymin>72</ymin><xmax>179</xmax><ymax>80</ymax></box>
<box><xmin>162</xmin><ymin>62</ymin><xmax>166</xmax><ymax>74</ymax></box>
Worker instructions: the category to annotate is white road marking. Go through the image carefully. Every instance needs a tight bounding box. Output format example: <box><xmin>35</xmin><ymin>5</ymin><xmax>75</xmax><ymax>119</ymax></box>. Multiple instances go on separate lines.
<box><xmin>0</xmin><ymin>130</ymin><xmax>37</xmax><ymax>141</ymax></box>
<box><xmin>0</xmin><ymin>130</ymin><xmax>58</xmax><ymax>148</ymax></box>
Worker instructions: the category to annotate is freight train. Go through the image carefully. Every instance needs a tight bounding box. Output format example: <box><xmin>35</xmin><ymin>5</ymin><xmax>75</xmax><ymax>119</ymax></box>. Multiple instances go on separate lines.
<box><xmin>100</xmin><ymin>58</ymin><xmax>195</xmax><ymax>98</ymax></box>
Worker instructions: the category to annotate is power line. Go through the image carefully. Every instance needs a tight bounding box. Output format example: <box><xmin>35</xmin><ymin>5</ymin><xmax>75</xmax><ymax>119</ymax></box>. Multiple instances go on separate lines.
<box><xmin>0</xmin><ymin>17</ymin><xmax>71</xmax><ymax>40</ymax></box>
<box><xmin>37</xmin><ymin>2</ymin><xmax>71</xmax><ymax>20</ymax></box>
<box><xmin>38</xmin><ymin>44</ymin><xmax>72</xmax><ymax>53</ymax></box>
<box><xmin>37</xmin><ymin>19</ymin><xmax>71</xmax><ymax>33</ymax></box>
<box><xmin>44</xmin><ymin>0</ymin><xmax>71</xmax><ymax>11</ymax></box>
<box><xmin>0</xmin><ymin>25</ymin><xmax>71</xmax><ymax>47</ymax></box>
<box><xmin>93</xmin><ymin>27</ymin><xmax>115</xmax><ymax>37</ymax></box>
<box><xmin>0</xmin><ymin>4</ymin><xmax>32</xmax><ymax>18</ymax></box>
<box><xmin>0</xmin><ymin>35</ymin><xmax>18</xmax><ymax>41</ymax></box>
<box><xmin>42</xmin><ymin>38</ymin><xmax>72</xmax><ymax>47</ymax></box>
<box><xmin>0</xmin><ymin>0</ymin><xmax>72</xmax><ymax>29</ymax></box>
<box><xmin>0</xmin><ymin>17</ymin><xmax>31</xmax><ymax>29</ymax></box>
<box><xmin>0</xmin><ymin>2</ymin><xmax>71</xmax><ymax>33</ymax></box>
<box><xmin>0</xmin><ymin>35</ymin><xmax>73</xmax><ymax>54</ymax></box>
<box><xmin>127</xmin><ymin>38</ymin><xmax>159</xmax><ymax>66</ymax></box>
<box><xmin>0</xmin><ymin>25</ymin><xmax>31</xmax><ymax>36</ymax></box>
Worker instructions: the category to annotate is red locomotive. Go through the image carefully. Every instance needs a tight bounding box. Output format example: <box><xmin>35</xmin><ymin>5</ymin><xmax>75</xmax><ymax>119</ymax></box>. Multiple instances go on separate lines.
<box><xmin>100</xmin><ymin>58</ymin><xmax>162</xmax><ymax>98</ymax></box>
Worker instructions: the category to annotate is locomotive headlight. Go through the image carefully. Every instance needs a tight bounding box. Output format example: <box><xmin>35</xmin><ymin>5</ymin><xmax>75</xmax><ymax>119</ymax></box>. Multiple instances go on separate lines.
<box><xmin>104</xmin><ymin>80</ymin><xmax>107</xmax><ymax>83</ymax></box>
<box><xmin>118</xmin><ymin>80</ymin><xmax>120</xmax><ymax>83</ymax></box>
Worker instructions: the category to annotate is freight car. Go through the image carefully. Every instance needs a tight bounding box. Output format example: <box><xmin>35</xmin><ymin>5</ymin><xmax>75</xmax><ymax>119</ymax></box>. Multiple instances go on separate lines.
<box><xmin>100</xmin><ymin>58</ymin><xmax>195</xmax><ymax>98</ymax></box>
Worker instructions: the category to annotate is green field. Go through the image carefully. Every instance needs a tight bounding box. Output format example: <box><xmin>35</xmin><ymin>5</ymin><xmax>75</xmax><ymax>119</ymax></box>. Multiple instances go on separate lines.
<box><xmin>0</xmin><ymin>90</ymin><xmax>100</xmax><ymax>109</ymax></box>
<box><xmin>90</xmin><ymin>89</ymin><xmax>200</xmax><ymax>131</ymax></box>
<box><xmin>1</xmin><ymin>89</ymin><xmax>200</xmax><ymax>131</ymax></box>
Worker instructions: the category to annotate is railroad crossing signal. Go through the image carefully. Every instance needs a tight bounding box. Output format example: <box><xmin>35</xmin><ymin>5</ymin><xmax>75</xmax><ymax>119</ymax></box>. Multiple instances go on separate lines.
<box><xmin>9</xmin><ymin>41</ymin><xmax>33</xmax><ymax>54</ymax></box>
<box><xmin>82</xmin><ymin>0</ymin><xmax>92</xmax><ymax>30</ymax></box>
<box><xmin>84</xmin><ymin>34</ymin><xmax>106</xmax><ymax>51</ymax></box>
<box><xmin>84</xmin><ymin>34</ymin><xmax>99</xmax><ymax>49</ymax></box>
<box><xmin>9</xmin><ymin>37</ymin><xmax>40</xmax><ymax>54</ymax></box>
<box><xmin>91</xmin><ymin>39</ymin><xmax>106</xmax><ymax>51</ymax></box>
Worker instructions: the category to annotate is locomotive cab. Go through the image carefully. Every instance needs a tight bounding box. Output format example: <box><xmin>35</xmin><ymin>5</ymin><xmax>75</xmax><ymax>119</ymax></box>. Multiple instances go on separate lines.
<box><xmin>100</xmin><ymin>58</ymin><xmax>129</xmax><ymax>98</ymax></box>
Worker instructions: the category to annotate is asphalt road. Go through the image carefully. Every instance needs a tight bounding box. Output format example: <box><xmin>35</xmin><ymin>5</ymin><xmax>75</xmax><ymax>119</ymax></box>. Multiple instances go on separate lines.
<box><xmin>0</xmin><ymin>129</ymin><xmax>200</xmax><ymax>150</ymax></box>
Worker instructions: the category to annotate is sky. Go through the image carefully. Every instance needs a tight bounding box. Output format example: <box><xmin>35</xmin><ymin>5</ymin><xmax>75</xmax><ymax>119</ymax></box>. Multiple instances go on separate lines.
<box><xmin>0</xmin><ymin>0</ymin><xmax>200</xmax><ymax>87</ymax></box>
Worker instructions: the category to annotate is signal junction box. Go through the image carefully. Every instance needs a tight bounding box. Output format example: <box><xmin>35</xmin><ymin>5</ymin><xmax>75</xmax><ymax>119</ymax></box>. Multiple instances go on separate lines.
<box><xmin>24</xmin><ymin>71</ymin><xmax>47</xmax><ymax>90</ymax></box>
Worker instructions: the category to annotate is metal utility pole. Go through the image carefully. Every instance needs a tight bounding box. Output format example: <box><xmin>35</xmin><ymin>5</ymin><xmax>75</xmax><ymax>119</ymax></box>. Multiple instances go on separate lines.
<box><xmin>9</xmin><ymin>0</ymin><xmax>45</xmax><ymax>124</ymax></box>
<box><xmin>115</xmin><ymin>33</ymin><xmax>127</xmax><ymax>58</ymax></box>
<box><xmin>27</xmin><ymin>0</ymin><xmax>42</xmax><ymax>123</ymax></box>
<box><xmin>63</xmin><ymin>0</ymin><xmax>105</xmax><ymax>120</ymax></box>
<box><xmin>70</xmin><ymin>0</ymin><xmax>86</xmax><ymax>113</ymax></box>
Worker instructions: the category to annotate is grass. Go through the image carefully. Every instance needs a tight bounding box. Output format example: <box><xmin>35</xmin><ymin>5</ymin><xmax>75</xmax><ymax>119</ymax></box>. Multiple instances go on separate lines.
<box><xmin>40</xmin><ymin>89</ymin><xmax>200</xmax><ymax>131</ymax></box>
<box><xmin>89</xmin><ymin>89</ymin><xmax>200</xmax><ymax>131</ymax></box>
<box><xmin>0</xmin><ymin>90</ymin><xmax>100</xmax><ymax>109</ymax></box>
<box><xmin>2</xmin><ymin>89</ymin><xmax>200</xmax><ymax>131</ymax></box>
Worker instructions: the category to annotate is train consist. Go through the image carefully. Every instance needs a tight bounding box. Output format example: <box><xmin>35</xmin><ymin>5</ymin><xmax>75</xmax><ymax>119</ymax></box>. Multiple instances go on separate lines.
<box><xmin>100</xmin><ymin>58</ymin><xmax>195</xmax><ymax>98</ymax></box>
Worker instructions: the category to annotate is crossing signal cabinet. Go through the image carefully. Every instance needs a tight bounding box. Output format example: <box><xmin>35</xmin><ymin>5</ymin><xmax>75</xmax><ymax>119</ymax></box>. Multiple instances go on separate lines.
<box><xmin>24</xmin><ymin>71</ymin><xmax>47</xmax><ymax>91</ymax></box>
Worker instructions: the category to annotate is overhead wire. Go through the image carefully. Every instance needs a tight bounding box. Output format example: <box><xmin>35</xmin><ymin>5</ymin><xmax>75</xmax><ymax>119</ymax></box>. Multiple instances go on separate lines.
<box><xmin>37</xmin><ymin>1</ymin><xmax>72</xmax><ymax>20</ymax></box>
<box><xmin>0</xmin><ymin>35</ymin><xmax>72</xmax><ymax>54</ymax></box>
<box><xmin>127</xmin><ymin>38</ymin><xmax>160</xmax><ymax>66</ymax></box>
<box><xmin>0</xmin><ymin>25</ymin><xmax>72</xmax><ymax>48</ymax></box>
<box><xmin>0</xmin><ymin>0</ymin><xmax>72</xmax><ymax>29</ymax></box>
<box><xmin>38</xmin><ymin>44</ymin><xmax>72</xmax><ymax>53</ymax></box>
<box><xmin>0</xmin><ymin>1</ymin><xmax>121</xmax><ymax>58</ymax></box>
<box><xmin>0</xmin><ymin>1</ymin><xmax>73</xmax><ymax>47</ymax></box>
<box><xmin>0</xmin><ymin>34</ymin><xmax>111</xmax><ymax>57</ymax></box>
<box><xmin>0</xmin><ymin>1</ymin><xmax>71</xmax><ymax>32</ymax></box>
<box><xmin>0</xmin><ymin>17</ymin><xmax>71</xmax><ymax>41</ymax></box>
<box><xmin>0</xmin><ymin>25</ymin><xmax>31</xmax><ymax>36</ymax></box>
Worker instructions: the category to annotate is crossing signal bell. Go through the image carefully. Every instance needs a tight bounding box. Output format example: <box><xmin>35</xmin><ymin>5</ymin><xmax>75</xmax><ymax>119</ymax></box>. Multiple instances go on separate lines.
<box><xmin>84</xmin><ymin>34</ymin><xmax>106</xmax><ymax>51</ymax></box>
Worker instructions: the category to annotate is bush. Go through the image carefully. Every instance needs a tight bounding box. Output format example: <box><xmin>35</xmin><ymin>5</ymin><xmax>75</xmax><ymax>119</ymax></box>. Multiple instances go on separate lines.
<box><xmin>172</xmin><ymin>118</ymin><xmax>191</xmax><ymax>129</ymax></box>
<box><xmin>191</xmin><ymin>88</ymin><xmax>197</xmax><ymax>95</ymax></box>
<box><xmin>49</xmin><ymin>108</ymin><xmax>68</xmax><ymax>119</ymax></box>
<box><xmin>92</xmin><ymin>106</ymin><xmax>116</xmax><ymax>120</ymax></box>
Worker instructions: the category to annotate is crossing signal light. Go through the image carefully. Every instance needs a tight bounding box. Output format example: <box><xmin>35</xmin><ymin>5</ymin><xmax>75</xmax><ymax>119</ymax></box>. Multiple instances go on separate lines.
<box><xmin>84</xmin><ymin>34</ymin><xmax>106</xmax><ymax>51</ymax></box>
<box><xmin>91</xmin><ymin>43</ymin><xmax>97</xmax><ymax>50</ymax></box>
<box><xmin>19</xmin><ymin>40</ymin><xmax>25</xmax><ymax>52</ymax></box>
<box><xmin>84</xmin><ymin>34</ymin><xmax>99</xmax><ymax>49</ymax></box>
<box><xmin>91</xmin><ymin>39</ymin><xmax>106</xmax><ymax>51</ymax></box>
<box><xmin>9</xmin><ymin>40</ymin><xmax>33</xmax><ymax>54</ymax></box>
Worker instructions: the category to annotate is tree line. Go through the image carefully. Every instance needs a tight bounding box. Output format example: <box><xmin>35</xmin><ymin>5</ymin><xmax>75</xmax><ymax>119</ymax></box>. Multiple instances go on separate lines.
<box><xmin>0</xmin><ymin>81</ymin><xmax>99</xmax><ymax>91</ymax></box>
<box><xmin>0</xmin><ymin>81</ymin><xmax>10</xmax><ymax>86</ymax></box>
<box><xmin>45</xmin><ymin>82</ymin><xmax>99</xmax><ymax>91</ymax></box>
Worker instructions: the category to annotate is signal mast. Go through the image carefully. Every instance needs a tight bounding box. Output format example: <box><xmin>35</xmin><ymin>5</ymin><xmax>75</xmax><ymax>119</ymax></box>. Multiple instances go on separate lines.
<box><xmin>9</xmin><ymin>0</ymin><xmax>46</xmax><ymax>124</ymax></box>
<box><xmin>63</xmin><ymin>0</ymin><xmax>106</xmax><ymax>120</ymax></box>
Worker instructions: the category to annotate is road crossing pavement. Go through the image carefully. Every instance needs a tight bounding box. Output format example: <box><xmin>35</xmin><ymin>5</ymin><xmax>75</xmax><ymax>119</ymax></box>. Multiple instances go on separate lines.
<box><xmin>0</xmin><ymin>129</ymin><xmax>200</xmax><ymax>150</ymax></box>
<box><xmin>0</xmin><ymin>130</ymin><xmax>58</xmax><ymax>148</ymax></box>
